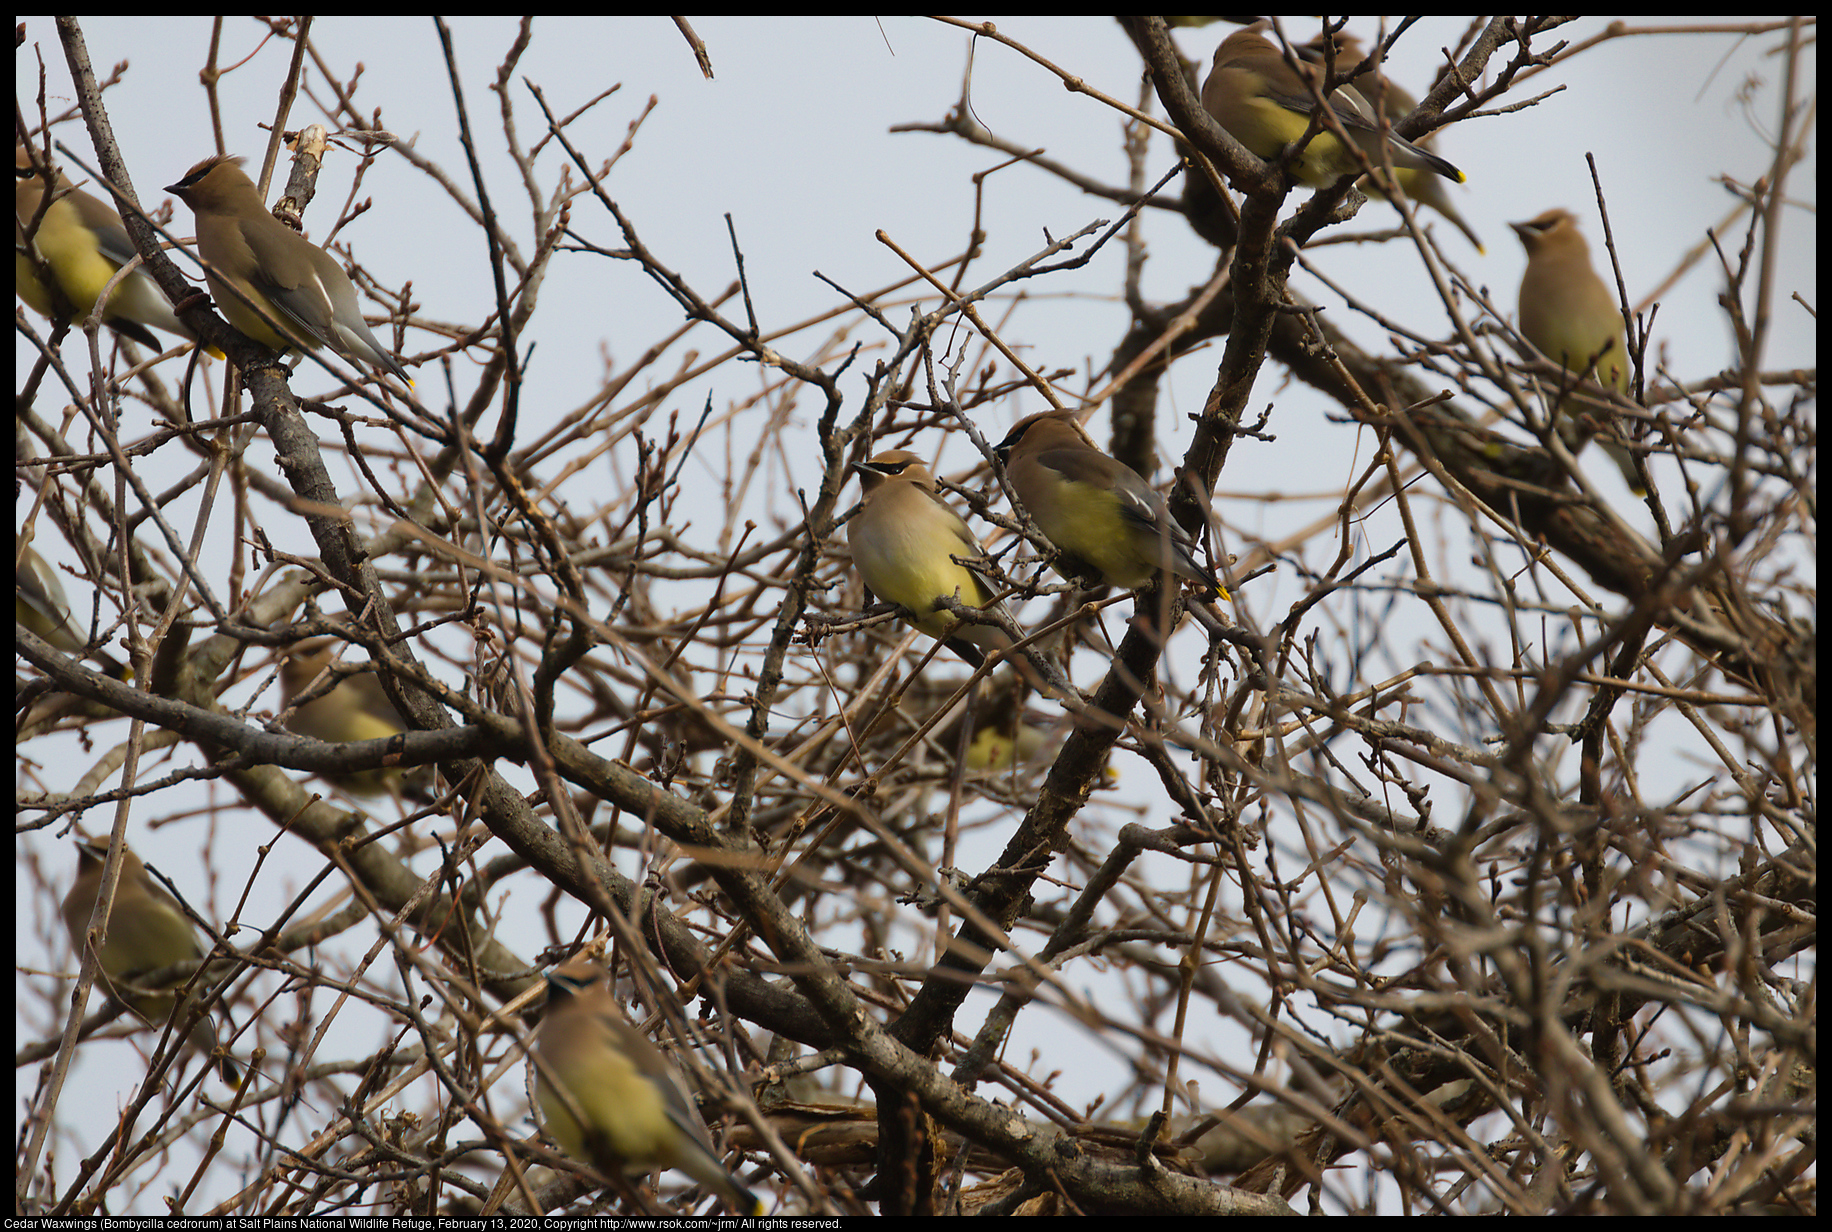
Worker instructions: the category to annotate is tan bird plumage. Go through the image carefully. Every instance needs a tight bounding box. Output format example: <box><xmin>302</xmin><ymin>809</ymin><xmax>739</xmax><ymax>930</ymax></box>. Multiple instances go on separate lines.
<box><xmin>1510</xmin><ymin>208</ymin><xmax>1642</xmax><ymax>492</ymax></box>
<box><xmin>16</xmin><ymin>534</ymin><xmax>131</xmax><ymax>681</ymax></box>
<box><xmin>164</xmin><ymin>155</ymin><xmax>411</xmax><ymax>384</ymax></box>
<box><xmin>533</xmin><ymin>960</ymin><xmax>761</xmax><ymax>1213</ymax></box>
<box><xmin>1200</xmin><ymin>21</ymin><xmax>1464</xmax><ymax>190</ymax></box>
<box><xmin>60</xmin><ymin>838</ymin><xmax>238</xmax><ymax>1084</ymax></box>
<box><xmin>279</xmin><ymin>637</ymin><xmax>427</xmax><ymax>799</ymax></box>
<box><xmin>1295</xmin><ymin>33</ymin><xmax>1482</xmax><ymax>250</ymax></box>
<box><xmin>16</xmin><ymin>144</ymin><xmax>210</xmax><ymax>352</ymax></box>
<box><xmin>848</xmin><ymin>450</ymin><xmax>1029</xmax><ymax>673</ymax></box>
<box><xmin>994</xmin><ymin>411</ymin><xmax>1222</xmax><ymax>596</ymax></box>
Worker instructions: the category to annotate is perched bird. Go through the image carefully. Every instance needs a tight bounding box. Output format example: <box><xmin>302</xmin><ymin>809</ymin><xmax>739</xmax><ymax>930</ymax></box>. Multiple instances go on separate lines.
<box><xmin>533</xmin><ymin>960</ymin><xmax>761</xmax><ymax>1213</ymax></box>
<box><xmin>993</xmin><ymin>411</ymin><xmax>1222</xmax><ymax>596</ymax></box>
<box><xmin>1296</xmin><ymin>32</ymin><xmax>1482</xmax><ymax>250</ymax></box>
<box><xmin>16</xmin><ymin>535</ymin><xmax>131</xmax><ymax>681</ymax></box>
<box><xmin>1200</xmin><ymin>21</ymin><xmax>1464</xmax><ymax>189</ymax></box>
<box><xmin>848</xmin><ymin>450</ymin><xmax>1033</xmax><ymax>676</ymax></box>
<box><xmin>163</xmin><ymin>155</ymin><xmax>412</xmax><ymax>384</ymax></box>
<box><xmin>964</xmin><ymin>720</ymin><xmax>1046</xmax><ymax>774</ymax></box>
<box><xmin>1510</xmin><ymin>208</ymin><xmax>1642</xmax><ymax>492</ymax></box>
<box><xmin>60</xmin><ymin>838</ymin><xmax>238</xmax><ymax>1084</ymax></box>
<box><xmin>934</xmin><ymin>674</ymin><xmax>1052</xmax><ymax>775</ymax></box>
<box><xmin>279</xmin><ymin>638</ymin><xmax>427</xmax><ymax>799</ymax></box>
<box><xmin>16</xmin><ymin>144</ymin><xmax>211</xmax><ymax>352</ymax></box>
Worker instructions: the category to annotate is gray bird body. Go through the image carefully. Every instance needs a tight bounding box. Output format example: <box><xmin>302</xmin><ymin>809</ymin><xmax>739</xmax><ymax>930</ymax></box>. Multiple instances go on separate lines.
<box><xmin>61</xmin><ymin>838</ymin><xmax>237</xmax><ymax>1084</ymax></box>
<box><xmin>1201</xmin><ymin>21</ymin><xmax>1464</xmax><ymax>189</ymax></box>
<box><xmin>164</xmin><ymin>155</ymin><xmax>411</xmax><ymax>384</ymax></box>
<box><xmin>994</xmin><ymin>411</ymin><xmax>1221</xmax><ymax>595</ymax></box>
<box><xmin>1511</xmin><ymin>208</ymin><xmax>1641</xmax><ymax>491</ymax></box>
<box><xmin>534</xmin><ymin>960</ymin><xmax>759</xmax><ymax>1213</ymax></box>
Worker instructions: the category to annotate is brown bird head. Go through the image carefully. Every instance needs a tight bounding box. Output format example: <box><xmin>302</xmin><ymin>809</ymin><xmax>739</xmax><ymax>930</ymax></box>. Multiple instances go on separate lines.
<box><xmin>852</xmin><ymin>449</ymin><xmax>938</xmax><ymax>496</ymax></box>
<box><xmin>1509</xmin><ymin>208</ymin><xmax>1586</xmax><ymax>258</ymax></box>
<box><xmin>992</xmin><ymin>410</ymin><xmax>1099</xmax><ymax>465</ymax></box>
<box><xmin>164</xmin><ymin>154</ymin><xmax>265</xmax><ymax>215</ymax></box>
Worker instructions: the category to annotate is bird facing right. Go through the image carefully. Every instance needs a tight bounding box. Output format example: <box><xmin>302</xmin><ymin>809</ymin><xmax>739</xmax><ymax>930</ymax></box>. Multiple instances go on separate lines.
<box><xmin>532</xmin><ymin>959</ymin><xmax>761</xmax><ymax>1213</ymax></box>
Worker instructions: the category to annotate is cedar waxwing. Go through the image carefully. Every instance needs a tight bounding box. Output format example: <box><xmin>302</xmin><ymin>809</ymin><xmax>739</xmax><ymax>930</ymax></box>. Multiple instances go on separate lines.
<box><xmin>279</xmin><ymin>638</ymin><xmax>428</xmax><ymax>799</ymax></box>
<box><xmin>60</xmin><ymin>838</ymin><xmax>238</xmax><ymax>1084</ymax></box>
<box><xmin>1295</xmin><ymin>33</ymin><xmax>1482</xmax><ymax>251</ymax></box>
<box><xmin>16</xmin><ymin>535</ymin><xmax>131</xmax><ymax>681</ymax></box>
<box><xmin>1200</xmin><ymin>21</ymin><xmax>1464</xmax><ymax>190</ymax></box>
<box><xmin>993</xmin><ymin>411</ymin><xmax>1222</xmax><ymax>596</ymax></box>
<box><xmin>964</xmin><ymin>720</ymin><xmax>1047</xmax><ymax>773</ymax></box>
<box><xmin>15</xmin><ymin>145</ymin><xmax>213</xmax><ymax>353</ymax></box>
<box><xmin>1510</xmin><ymin>208</ymin><xmax>1642</xmax><ymax>492</ymax></box>
<box><xmin>935</xmin><ymin>677</ymin><xmax>1049</xmax><ymax>775</ymax></box>
<box><xmin>533</xmin><ymin>960</ymin><xmax>761</xmax><ymax>1214</ymax></box>
<box><xmin>848</xmin><ymin>450</ymin><xmax>1030</xmax><ymax>673</ymax></box>
<box><xmin>163</xmin><ymin>155</ymin><xmax>412</xmax><ymax>385</ymax></box>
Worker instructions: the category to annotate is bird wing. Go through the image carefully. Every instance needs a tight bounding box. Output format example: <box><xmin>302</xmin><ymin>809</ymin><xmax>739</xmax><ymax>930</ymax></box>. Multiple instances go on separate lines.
<box><xmin>230</xmin><ymin>218</ymin><xmax>338</xmax><ymax>350</ymax></box>
<box><xmin>1034</xmin><ymin>446</ymin><xmax>1168</xmax><ymax>534</ymax></box>
<box><xmin>594</xmin><ymin>1006</ymin><xmax>722</xmax><ymax>1156</ymax></box>
<box><xmin>923</xmin><ymin>484</ymin><xmax>986</xmax><ymax>558</ymax></box>
<box><xmin>1255</xmin><ymin>71</ymin><xmax>1375</xmax><ymax>128</ymax></box>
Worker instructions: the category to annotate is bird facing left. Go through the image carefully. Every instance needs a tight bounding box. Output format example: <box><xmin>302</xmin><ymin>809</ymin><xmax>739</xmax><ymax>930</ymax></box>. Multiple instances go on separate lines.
<box><xmin>16</xmin><ymin>143</ymin><xmax>214</xmax><ymax>353</ymax></box>
<box><xmin>532</xmin><ymin>959</ymin><xmax>761</xmax><ymax>1213</ymax></box>
<box><xmin>993</xmin><ymin>411</ymin><xmax>1223</xmax><ymax>597</ymax></box>
<box><xmin>60</xmin><ymin>837</ymin><xmax>239</xmax><ymax>1085</ymax></box>
<box><xmin>1200</xmin><ymin>21</ymin><xmax>1465</xmax><ymax>190</ymax></box>
<box><xmin>164</xmin><ymin>154</ymin><xmax>412</xmax><ymax>385</ymax></box>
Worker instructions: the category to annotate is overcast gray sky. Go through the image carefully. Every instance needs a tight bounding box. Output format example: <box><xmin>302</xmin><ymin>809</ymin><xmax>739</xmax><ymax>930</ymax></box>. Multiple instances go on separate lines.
<box><xmin>18</xmin><ymin>17</ymin><xmax>1815</xmax><ymax>1213</ymax></box>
